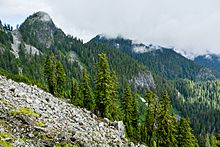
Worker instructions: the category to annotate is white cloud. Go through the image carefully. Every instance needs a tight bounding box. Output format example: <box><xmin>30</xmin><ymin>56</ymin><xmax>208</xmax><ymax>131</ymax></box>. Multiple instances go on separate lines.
<box><xmin>0</xmin><ymin>0</ymin><xmax>52</xmax><ymax>26</ymax></box>
<box><xmin>1</xmin><ymin>0</ymin><xmax>220</xmax><ymax>55</ymax></box>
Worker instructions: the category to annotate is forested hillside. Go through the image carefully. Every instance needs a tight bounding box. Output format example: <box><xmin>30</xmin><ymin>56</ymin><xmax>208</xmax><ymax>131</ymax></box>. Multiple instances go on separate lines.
<box><xmin>195</xmin><ymin>54</ymin><xmax>220</xmax><ymax>72</ymax></box>
<box><xmin>0</xmin><ymin>11</ymin><xmax>220</xmax><ymax>146</ymax></box>
<box><xmin>90</xmin><ymin>34</ymin><xmax>220</xmax><ymax>146</ymax></box>
<box><xmin>90</xmin><ymin>35</ymin><xmax>220</xmax><ymax>81</ymax></box>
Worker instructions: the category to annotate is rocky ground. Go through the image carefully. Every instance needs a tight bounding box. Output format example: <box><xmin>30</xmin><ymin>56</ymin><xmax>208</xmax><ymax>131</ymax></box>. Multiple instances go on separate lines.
<box><xmin>0</xmin><ymin>76</ymin><xmax>145</xmax><ymax>147</ymax></box>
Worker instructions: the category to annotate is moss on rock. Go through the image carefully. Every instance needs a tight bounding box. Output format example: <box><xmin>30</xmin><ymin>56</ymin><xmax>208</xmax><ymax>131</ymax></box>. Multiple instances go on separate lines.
<box><xmin>9</xmin><ymin>106</ymin><xmax>40</xmax><ymax>117</ymax></box>
<box><xmin>0</xmin><ymin>139</ymin><xmax>13</xmax><ymax>147</ymax></box>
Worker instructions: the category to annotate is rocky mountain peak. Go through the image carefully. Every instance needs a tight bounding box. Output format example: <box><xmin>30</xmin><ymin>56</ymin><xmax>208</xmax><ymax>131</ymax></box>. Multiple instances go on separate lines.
<box><xmin>25</xmin><ymin>11</ymin><xmax>53</xmax><ymax>24</ymax></box>
<box><xmin>34</xmin><ymin>11</ymin><xmax>52</xmax><ymax>22</ymax></box>
<box><xmin>19</xmin><ymin>11</ymin><xmax>63</xmax><ymax>49</ymax></box>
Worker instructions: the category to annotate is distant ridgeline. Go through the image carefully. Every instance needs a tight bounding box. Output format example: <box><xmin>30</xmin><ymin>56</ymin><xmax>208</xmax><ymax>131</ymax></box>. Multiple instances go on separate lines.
<box><xmin>0</xmin><ymin>12</ymin><xmax>220</xmax><ymax>146</ymax></box>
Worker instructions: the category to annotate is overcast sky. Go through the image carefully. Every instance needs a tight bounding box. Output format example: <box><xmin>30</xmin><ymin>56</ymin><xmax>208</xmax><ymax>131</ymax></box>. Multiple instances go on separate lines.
<box><xmin>1</xmin><ymin>0</ymin><xmax>220</xmax><ymax>56</ymax></box>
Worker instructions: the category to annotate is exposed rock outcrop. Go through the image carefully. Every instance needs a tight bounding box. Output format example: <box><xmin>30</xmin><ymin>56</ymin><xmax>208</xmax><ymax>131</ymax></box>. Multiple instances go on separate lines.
<box><xmin>19</xmin><ymin>11</ymin><xmax>63</xmax><ymax>49</ymax></box>
<box><xmin>130</xmin><ymin>72</ymin><xmax>156</xmax><ymax>89</ymax></box>
<box><xmin>11</xmin><ymin>30</ymin><xmax>41</xmax><ymax>58</ymax></box>
<box><xmin>0</xmin><ymin>76</ymin><xmax>145</xmax><ymax>147</ymax></box>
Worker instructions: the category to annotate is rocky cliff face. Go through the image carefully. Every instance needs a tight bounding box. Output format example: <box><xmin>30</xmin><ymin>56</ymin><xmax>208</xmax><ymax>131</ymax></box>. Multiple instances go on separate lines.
<box><xmin>19</xmin><ymin>11</ymin><xmax>65</xmax><ymax>49</ymax></box>
<box><xmin>0</xmin><ymin>76</ymin><xmax>145</xmax><ymax>147</ymax></box>
<box><xmin>11</xmin><ymin>30</ymin><xmax>41</xmax><ymax>58</ymax></box>
<box><xmin>130</xmin><ymin>72</ymin><xmax>156</xmax><ymax>89</ymax></box>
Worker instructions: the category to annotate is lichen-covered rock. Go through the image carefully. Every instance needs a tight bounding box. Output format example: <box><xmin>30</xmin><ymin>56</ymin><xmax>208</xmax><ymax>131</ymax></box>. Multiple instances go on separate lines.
<box><xmin>0</xmin><ymin>76</ymin><xmax>145</xmax><ymax>147</ymax></box>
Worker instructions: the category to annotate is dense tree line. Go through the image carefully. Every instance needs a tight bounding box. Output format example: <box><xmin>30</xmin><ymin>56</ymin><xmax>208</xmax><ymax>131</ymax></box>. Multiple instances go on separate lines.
<box><xmin>175</xmin><ymin>80</ymin><xmax>220</xmax><ymax>133</ymax></box>
<box><xmin>1</xmin><ymin>16</ymin><xmax>220</xmax><ymax>146</ymax></box>
<box><xmin>44</xmin><ymin>55</ymin><xmax>66</xmax><ymax>97</ymax></box>
<box><xmin>43</xmin><ymin>52</ymin><xmax>200</xmax><ymax>146</ymax></box>
<box><xmin>90</xmin><ymin>35</ymin><xmax>211</xmax><ymax>81</ymax></box>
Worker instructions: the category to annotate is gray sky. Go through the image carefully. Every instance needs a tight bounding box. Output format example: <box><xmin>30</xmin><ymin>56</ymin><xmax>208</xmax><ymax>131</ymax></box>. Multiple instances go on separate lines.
<box><xmin>1</xmin><ymin>0</ymin><xmax>220</xmax><ymax>56</ymax></box>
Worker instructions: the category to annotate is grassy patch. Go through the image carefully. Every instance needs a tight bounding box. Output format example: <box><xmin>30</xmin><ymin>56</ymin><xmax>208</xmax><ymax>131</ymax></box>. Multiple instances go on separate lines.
<box><xmin>0</xmin><ymin>132</ymin><xmax>12</xmax><ymax>139</ymax></box>
<box><xmin>9</xmin><ymin>106</ymin><xmax>40</xmax><ymax>117</ymax></box>
<box><xmin>56</xmin><ymin>143</ymin><xmax>76</xmax><ymax>147</ymax></box>
<box><xmin>0</xmin><ymin>132</ymin><xmax>14</xmax><ymax>147</ymax></box>
<box><xmin>35</xmin><ymin>120</ymin><xmax>46</xmax><ymax>127</ymax></box>
<box><xmin>0</xmin><ymin>139</ymin><xmax>13</xmax><ymax>147</ymax></box>
<box><xmin>37</xmin><ymin>133</ymin><xmax>53</xmax><ymax>141</ymax></box>
<box><xmin>0</xmin><ymin>120</ymin><xmax>11</xmax><ymax>132</ymax></box>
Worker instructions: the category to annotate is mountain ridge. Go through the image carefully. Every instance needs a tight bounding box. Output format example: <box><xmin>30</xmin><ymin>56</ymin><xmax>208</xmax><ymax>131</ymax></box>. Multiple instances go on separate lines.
<box><xmin>90</xmin><ymin>34</ymin><xmax>220</xmax><ymax>81</ymax></box>
<box><xmin>1</xmin><ymin>11</ymin><xmax>220</xmax><ymax>146</ymax></box>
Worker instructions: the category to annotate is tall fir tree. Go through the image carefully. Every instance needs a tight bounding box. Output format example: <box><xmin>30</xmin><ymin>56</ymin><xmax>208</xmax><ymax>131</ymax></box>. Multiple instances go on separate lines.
<box><xmin>81</xmin><ymin>68</ymin><xmax>95</xmax><ymax>110</ymax></box>
<box><xmin>131</xmin><ymin>90</ymin><xmax>139</xmax><ymax>140</ymax></box>
<box><xmin>49</xmin><ymin>62</ymin><xmax>57</xmax><ymax>96</ymax></box>
<box><xmin>122</xmin><ymin>85</ymin><xmax>133</xmax><ymax>138</ymax></box>
<box><xmin>94</xmin><ymin>53</ymin><xmax>112</xmax><ymax>119</ymax></box>
<box><xmin>109</xmin><ymin>71</ymin><xmax>121</xmax><ymax>121</ymax></box>
<box><xmin>0</xmin><ymin>20</ymin><xmax>2</xmax><ymax>29</ymax></box>
<box><xmin>142</xmin><ymin>90</ymin><xmax>157</xmax><ymax>146</ymax></box>
<box><xmin>71</xmin><ymin>78</ymin><xmax>82</xmax><ymax>107</ymax></box>
<box><xmin>156</xmin><ymin>90</ymin><xmax>177</xmax><ymax>147</ymax></box>
<box><xmin>209</xmin><ymin>135</ymin><xmax>219</xmax><ymax>147</ymax></box>
<box><xmin>44</xmin><ymin>55</ymin><xmax>56</xmax><ymax>95</ymax></box>
<box><xmin>56</xmin><ymin>60</ymin><xmax>66</xmax><ymax>97</ymax></box>
<box><xmin>44</xmin><ymin>55</ymin><xmax>51</xmax><ymax>90</ymax></box>
<box><xmin>177</xmin><ymin>117</ymin><xmax>199</xmax><ymax>147</ymax></box>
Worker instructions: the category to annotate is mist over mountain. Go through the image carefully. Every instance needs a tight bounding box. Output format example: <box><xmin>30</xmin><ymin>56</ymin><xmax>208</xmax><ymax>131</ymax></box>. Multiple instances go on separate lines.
<box><xmin>90</xmin><ymin>34</ymin><xmax>220</xmax><ymax>81</ymax></box>
<box><xmin>2</xmin><ymin>0</ymin><xmax>220</xmax><ymax>56</ymax></box>
<box><xmin>1</xmin><ymin>11</ymin><xmax>220</xmax><ymax>146</ymax></box>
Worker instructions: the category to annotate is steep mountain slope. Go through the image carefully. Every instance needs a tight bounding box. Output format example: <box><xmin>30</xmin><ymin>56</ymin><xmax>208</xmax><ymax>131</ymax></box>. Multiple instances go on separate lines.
<box><xmin>19</xmin><ymin>11</ymin><xmax>62</xmax><ymax>50</ymax></box>
<box><xmin>18</xmin><ymin>12</ymin><xmax>155</xmax><ymax>89</ymax></box>
<box><xmin>194</xmin><ymin>54</ymin><xmax>220</xmax><ymax>72</ymax></box>
<box><xmin>90</xmin><ymin>35</ymin><xmax>220</xmax><ymax>81</ymax></box>
<box><xmin>0</xmin><ymin>76</ymin><xmax>144</xmax><ymax>146</ymax></box>
<box><xmin>0</xmin><ymin>12</ymin><xmax>156</xmax><ymax>92</ymax></box>
<box><xmin>89</xmin><ymin>35</ymin><xmax>220</xmax><ymax>142</ymax></box>
<box><xmin>1</xmin><ymin>11</ymin><xmax>220</xmax><ymax>146</ymax></box>
<box><xmin>82</xmin><ymin>42</ymin><xmax>155</xmax><ymax>89</ymax></box>
<box><xmin>11</xmin><ymin>30</ymin><xmax>41</xmax><ymax>58</ymax></box>
<box><xmin>175</xmin><ymin>79</ymin><xmax>220</xmax><ymax>134</ymax></box>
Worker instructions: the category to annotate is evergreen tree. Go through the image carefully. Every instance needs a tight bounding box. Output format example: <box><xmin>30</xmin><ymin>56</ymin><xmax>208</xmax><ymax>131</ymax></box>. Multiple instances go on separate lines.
<box><xmin>131</xmin><ymin>90</ymin><xmax>139</xmax><ymax>140</ymax></box>
<box><xmin>177</xmin><ymin>117</ymin><xmax>199</xmax><ymax>147</ymax></box>
<box><xmin>56</xmin><ymin>60</ymin><xmax>66</xmax><ymax>97</ymax></box>
<box><xmin>142</xmin><ymin>90</ymin><xmax>157</xmax><ymax>146</ymax></box>
<box><xmin>94</xmin><ymin>53</ymin><xmax>112</xmax><ymax>119</ymax></box>
<box><xmin>122</xmin><ymin>85</ymin><xmax>133</xmax><ymax>137</ymax></box>
<box><xmin>110</xmin><ymin>71</ymin><xmax>121</xmax><ymax>121</ymax></box>
<box><xmin>44</xmin><ymin>55</ymin><xmax>51</xmax><ymax>86</ymax></box>
<box><xmin>18</xmin><ymin>42</ymin><xmax>26</xmax><ymax>64</ymax></box>
<box><xmin>131</xmin><ymin>91</ymin><xmax>139</xmax><ymax>129</ymax></box>
<box><xmin>71</xmin><ymin>78</ymin><xmax>82</xmax><ymax>106</ymax></box>
<box><xmin>81</xmin><ymin>68</ymin><xmax>95</xmax><ymax>110</ymax></box>
<box><xmin>44</xmin><ymin>55</ymin><xmax>56</xmax><ymax>95</ymax></box>
<box><xmin>205</xmin><ymin>134</ymin><xmax>211</xmax><ymax>147</ymax></box>
<box><xmin>49</xmin><ymin>62</ymin><xmax>57</xmax><ymax>96</ymax></box>
<box><xmin>156</xmin><ymin>90</ymin><xmax>177</xmax><ymax>147</ymax></box>
<box><xmin>0</xmin><ymin>20</ymin><xmax>2</xmax><ymax>29</ymax></box>
<box><xmin>209</xmin><ymin>135</ymin><xmax>219</xmax><ymax>147</ymax></box>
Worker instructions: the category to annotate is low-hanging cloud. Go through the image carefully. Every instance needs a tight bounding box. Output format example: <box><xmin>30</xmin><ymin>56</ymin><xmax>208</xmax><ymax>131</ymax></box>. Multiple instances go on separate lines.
<box><xmin>1</xmin><ymin>0</ymin><xmax>220</xmax><ymax>56</ymax></box>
